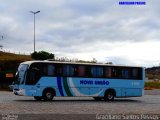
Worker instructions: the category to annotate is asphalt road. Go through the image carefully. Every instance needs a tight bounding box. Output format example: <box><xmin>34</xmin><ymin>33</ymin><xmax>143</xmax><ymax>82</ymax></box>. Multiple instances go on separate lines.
<box><xmin>0</xmin><ymin>90</ymin><xmax>160</xmax><ymax>120</ymax></box>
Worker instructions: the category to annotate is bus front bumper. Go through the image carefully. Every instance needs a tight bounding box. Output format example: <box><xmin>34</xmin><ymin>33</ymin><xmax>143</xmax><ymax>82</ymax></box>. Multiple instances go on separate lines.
<box><xmin>13</xmin><ymin>89</ymin><xmax>25</xmax><ymax>96</ymax></box>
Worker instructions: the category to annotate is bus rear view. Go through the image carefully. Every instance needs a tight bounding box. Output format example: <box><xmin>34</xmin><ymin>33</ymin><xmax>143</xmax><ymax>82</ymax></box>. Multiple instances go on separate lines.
<box><xmin>13</xmin><ymin>61</ymin><xmax>145</xmax><ymax>101</ymax></box>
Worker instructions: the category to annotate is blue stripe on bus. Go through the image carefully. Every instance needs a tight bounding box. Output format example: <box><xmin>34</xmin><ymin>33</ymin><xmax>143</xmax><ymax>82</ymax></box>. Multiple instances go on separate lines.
<box><xmin>57</xmin><ymin>77</ymin><xmax>64</xmax><ymax>96</ymax></box>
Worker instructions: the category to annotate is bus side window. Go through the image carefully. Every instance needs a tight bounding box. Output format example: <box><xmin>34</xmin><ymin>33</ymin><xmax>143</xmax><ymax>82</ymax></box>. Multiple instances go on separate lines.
<box><xmin>42</xmin><ymin>65</ymin><xmax>47</xmax><ymax>76</ymax></box>
<box><xmin>77</xmin><ymin>66</ymin><xmax>85</xmax><ymax>77</ymax></box>
<box><xmin>63</xmin><ymin>65</ymin><xmax>74</xmax><ymax>77</ymax></box>
<box><xmin>104</xmin><ymin>67</ymin><xmax>112</xmax><ymax>78</ymax></box>
<box><xmin>132</xmin><ymin>68</ymin><xmax>138</xmax><ymax>79</ymax></box>
<box><xmin>132</xmin><ymin>68</ymin><xmax>142</xmax><ymax>80</ymax></box>
<box><xmin>73</xmin><ymin>65</ymin><xmax>78</xmax><ymax>76</ymax></box>
<box><xmin>97</xmin><ymin>67</ymin><xmax>103</xmax><ymax>78</ymax></box>
<box><xmin>138</xmin><ymin>68</ymin><xmax>142</xmax><ymax>80</ymax></box>
<box><xmin>121</xmin><ymin>67</ymin><xmax>131</xmax><ymax>79</ymax></box>
<box><xmin>47</xmin><ymin>64</ymin><xmax>55</xmax><ymax>76</ymax></box>
<box><xmin>113</xmin><ymin>67</ymin><xmax>124</xmax><ymax>79</ymax></box>
<box><xmin>56</xmin><ymin>64</ymin><xmax>62</xmax><ymax>76</ymax></box>
<box><xmin>91</xmin><ymin>66</ymin><xmax>96</xmax><ymax>77</ymax></box>
<box><xmin>112</xmin><ymin>67</ymin><xmax>117</xmax><ymax>78</ymax></box>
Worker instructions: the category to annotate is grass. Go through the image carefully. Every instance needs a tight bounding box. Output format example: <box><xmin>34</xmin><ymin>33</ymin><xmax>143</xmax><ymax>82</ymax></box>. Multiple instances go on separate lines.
<box><xmin>145</xmin><ymin>82</ymin><xmax>160</xmax><ymax>90</ymax></box>
<box><xmin>0</xmin><ymin>51</ymin><xmax>32</xmax><ymax>61</ymax></box>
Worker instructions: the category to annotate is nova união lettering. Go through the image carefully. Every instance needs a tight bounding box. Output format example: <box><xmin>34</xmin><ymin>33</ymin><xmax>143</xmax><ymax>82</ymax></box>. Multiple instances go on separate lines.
<box><xmin>80</xmin><ymin>80</ymin><xmax>109</xmax><ymax>85</ymax></box>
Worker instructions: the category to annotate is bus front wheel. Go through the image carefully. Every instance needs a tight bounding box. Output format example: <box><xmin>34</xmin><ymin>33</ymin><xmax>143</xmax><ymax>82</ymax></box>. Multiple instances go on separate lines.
<box><xmin>104</xmin><ymin>90</ymin><xmax>115</xmax><ymax>101</ymax></box>
<box><xmin>43</xmin><ymin>89</ymin><xmax>55</xmax><ymax>101</ymax></box>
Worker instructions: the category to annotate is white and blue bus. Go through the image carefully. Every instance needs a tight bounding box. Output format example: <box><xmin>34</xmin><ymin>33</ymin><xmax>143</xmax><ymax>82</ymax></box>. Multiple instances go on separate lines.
<box><xmin>13</xmin><ymin>61</ymin><xmax>145</xmax><ymax>101</ymax></box>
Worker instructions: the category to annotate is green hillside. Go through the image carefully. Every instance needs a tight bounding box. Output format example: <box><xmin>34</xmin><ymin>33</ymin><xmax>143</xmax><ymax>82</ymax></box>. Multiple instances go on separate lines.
<box><xmin>0</xmin><ymin>51</ymin><xmax>32</xmax><ymax>61</ymax></box>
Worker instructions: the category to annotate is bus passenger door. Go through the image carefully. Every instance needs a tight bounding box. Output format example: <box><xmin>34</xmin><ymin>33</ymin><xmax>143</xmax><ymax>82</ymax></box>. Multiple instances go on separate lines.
<box><xmin>25</xmin><ymin>63</ymin><xmax>42</xmax><ymax>96</ymax></box>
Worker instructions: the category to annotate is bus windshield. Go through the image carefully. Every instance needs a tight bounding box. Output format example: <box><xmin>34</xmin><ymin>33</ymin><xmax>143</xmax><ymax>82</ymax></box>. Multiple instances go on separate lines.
<box><xmin>15</xmin><ymin>64</ymin><xmax>28</xmax><ymax>84</ymax></box>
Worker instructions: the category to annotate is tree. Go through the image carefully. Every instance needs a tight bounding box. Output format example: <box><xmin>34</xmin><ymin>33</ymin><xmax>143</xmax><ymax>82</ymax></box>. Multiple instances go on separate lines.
<box><xmin>31</xmin><ymin>51</ymin><xmax>54</xmax><ymax>60</ymax></box>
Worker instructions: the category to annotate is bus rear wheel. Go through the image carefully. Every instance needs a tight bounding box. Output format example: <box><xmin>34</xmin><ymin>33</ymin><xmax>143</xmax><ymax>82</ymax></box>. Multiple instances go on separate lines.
<box><xmin>104</xmin><ymin>90</ymin><xmax>115</xmax><ymax>101</ymax></box>
<box><xmin>43</xmin><ymin>89</ymin><xmax>55</xmax><ymax>101</ymax></box>
<box><xmin>34</xmin><ymin>96</ymin><xmax>42</xmax><ymax>101</ymax></box>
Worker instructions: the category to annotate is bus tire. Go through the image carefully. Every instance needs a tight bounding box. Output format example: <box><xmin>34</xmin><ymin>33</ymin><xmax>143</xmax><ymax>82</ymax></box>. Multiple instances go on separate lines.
<box><xmin>43</xmin><ymin>88</ymin><xmax>55</xmax><ymax>101</ymax></box>
<box><xmin>104</xmin><ymin>89</ymin><xmax>115</xmax><ymax>101</ymax></box>
<box><xmin>34</xmin><ymin>96</ymin><xmax>42</xmax><ymax>101</ymax></box>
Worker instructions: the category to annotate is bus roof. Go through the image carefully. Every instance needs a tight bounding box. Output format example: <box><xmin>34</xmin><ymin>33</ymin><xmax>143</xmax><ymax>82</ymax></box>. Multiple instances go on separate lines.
<box><xmin>20</xmin><ymin>60</ymin><xmax>143</xmax><ymax>68</ymax></box>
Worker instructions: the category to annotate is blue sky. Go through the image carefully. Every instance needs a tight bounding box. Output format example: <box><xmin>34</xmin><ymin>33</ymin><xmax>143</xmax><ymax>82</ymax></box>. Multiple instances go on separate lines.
<box><xmin>0</xmin><ymin>0</ymin><xmax>160</xmax><ymax>67</ymax></box>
